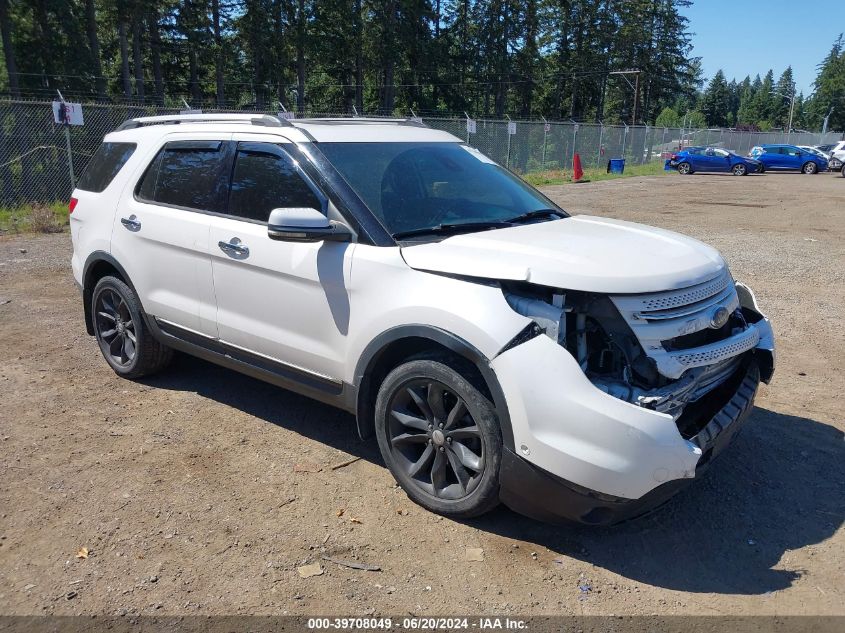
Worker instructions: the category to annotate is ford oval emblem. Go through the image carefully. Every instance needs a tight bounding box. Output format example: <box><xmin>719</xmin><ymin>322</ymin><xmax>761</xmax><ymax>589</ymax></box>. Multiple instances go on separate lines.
<box><xmin>710</xmin><ymin>306</ymin><xmax>730</xmax><ymax>329</ymax></box>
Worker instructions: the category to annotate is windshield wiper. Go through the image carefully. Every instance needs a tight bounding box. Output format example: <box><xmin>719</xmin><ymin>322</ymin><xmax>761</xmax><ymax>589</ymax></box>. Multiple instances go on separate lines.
<box><xmin>505</xmin><ymin>208</ymin><xmax>566</xmax><ymax>224</ymax></box>
<box><xmin>392</xmin><ymin>221</ymin><xmax>511</xmax><ymax>240</ymax></box>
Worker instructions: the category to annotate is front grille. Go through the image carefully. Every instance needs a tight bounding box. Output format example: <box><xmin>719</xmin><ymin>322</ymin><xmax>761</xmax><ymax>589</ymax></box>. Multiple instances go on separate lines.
<box><xmin>674</xmin><ymin>327</ymin><xmax>760</xmax><ymax>367</ymax></box>
<box><xmin>610</xmin><ymin>268</ymin><xmax>748</xmax><ymax>380</ymax></box>
<box><xmin>637</xmin><ymin>270</ymin><xmax>731</xmax><ymax>313</ymax></box>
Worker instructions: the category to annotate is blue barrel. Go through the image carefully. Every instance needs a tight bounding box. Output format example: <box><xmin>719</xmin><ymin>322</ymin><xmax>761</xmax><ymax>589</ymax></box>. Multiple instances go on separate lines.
<box><xmin>607</xmin><ymin>158</ymin><xmax>625</xmax><ymax>174</ymax></box>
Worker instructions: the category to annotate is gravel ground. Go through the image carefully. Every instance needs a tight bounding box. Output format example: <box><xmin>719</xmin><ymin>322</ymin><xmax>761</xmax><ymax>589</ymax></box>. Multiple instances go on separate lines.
<box><xmin>0</xmin><ymin>171</ymin><xmax>843</xmax><ymax>617</ymax></box>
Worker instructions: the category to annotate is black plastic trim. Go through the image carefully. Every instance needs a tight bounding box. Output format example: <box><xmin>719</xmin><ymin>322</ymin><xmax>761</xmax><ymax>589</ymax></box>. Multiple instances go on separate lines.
<box><xmin>353</xmin><ymin>325</ymin><xmax>514</xmax><ymax>449</ymax></box>
<box><xmin>149</xmin><ymin>319</ymin><xmax>356</xmax><ymax>412</ymax></box>
<box><xmin>81</xmin><ymin>251</ymin><xmax>140</xmax><ymax>336</ymax></box>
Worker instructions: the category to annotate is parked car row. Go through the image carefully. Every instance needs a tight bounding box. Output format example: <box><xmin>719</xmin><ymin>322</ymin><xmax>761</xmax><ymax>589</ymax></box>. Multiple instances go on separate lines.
<box><xmin>666</xmin><ymin>143</ymin><xmax>845</xmax><ymax>177</ymax></box>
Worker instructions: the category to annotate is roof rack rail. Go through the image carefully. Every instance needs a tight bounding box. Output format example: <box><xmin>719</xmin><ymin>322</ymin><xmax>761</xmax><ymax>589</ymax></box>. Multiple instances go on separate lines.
<box><xmin>292</xmin><ymin>116</ymin><xmax>428</xmax><ymax>128</ymax></box>
<box><xmin>115</xmin><ymin>113</ymin><xmax>283</xmax><ymax>131</ymax></box>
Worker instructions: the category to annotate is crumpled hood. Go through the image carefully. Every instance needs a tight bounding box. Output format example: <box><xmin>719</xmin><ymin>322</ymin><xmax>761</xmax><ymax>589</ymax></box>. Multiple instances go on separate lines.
<box><xmin>400</xmin><ymin>215</ymin><xmax>726</xmax><ymax>294</ymax></box>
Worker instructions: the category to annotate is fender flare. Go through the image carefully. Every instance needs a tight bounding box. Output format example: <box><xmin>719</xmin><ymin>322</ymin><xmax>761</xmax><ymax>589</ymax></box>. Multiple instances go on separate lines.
<box><xmin>353</xmin><ymin>325</ymin><xmax>515</xmax><ymax>450</ymax></box>
<box><xmin>81</xmin><ymin>251</ymin><xmax>138</xmax><ymax>335</ymax></box>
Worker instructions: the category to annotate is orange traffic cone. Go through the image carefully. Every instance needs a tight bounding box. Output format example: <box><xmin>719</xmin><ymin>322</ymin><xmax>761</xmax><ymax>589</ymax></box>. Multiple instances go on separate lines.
<box><xmin>573</xmin><ymin>153</ymin><xmax>584</xmax><ymax>182</ymax></box>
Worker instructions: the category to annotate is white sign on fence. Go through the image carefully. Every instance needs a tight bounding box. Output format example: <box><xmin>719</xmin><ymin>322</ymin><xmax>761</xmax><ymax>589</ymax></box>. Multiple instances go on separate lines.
<box><xmin>52</xmin><ymin>101</ymin><xmax>84</xmax><ymax>126</ymax></box>
<box><xmin>466</xmin><ymin>118</ymin><xmax>477</xmax><ymax>134</ymax></box>
<box><xmin>574</xmin><ymin>123</ymin><xmax>580</xmax><ymax>133</ymax></box>
<box><xmin>508</xmin><ymin>121</ymin><xmax>517</xmax><ymax>135</ymax></box>
<box><xmin>544</xmin><ymin>122</ymin><xmax>551</xmax><ymax>132</ymax></box>
<box><xmin>278</xmin><ymin>111</ymin><xmax>296</xmax><ymax>120</ymax></box>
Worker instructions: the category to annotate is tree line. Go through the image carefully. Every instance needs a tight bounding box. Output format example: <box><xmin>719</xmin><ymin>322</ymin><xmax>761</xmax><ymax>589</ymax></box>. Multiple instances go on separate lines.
<box><xmin>0</xmin><ymin>1</ymin><xmax>842</xmax><ymax>129</ymax></box>
<box><xmin>658</xmin><ymin>35</ymin><xmax>845</xmax><ymax>132</ymax></box>
<box><xmin>0</xmin><ymin>0</ymin><xmax>700</xmax><ymax>123</ymax></box>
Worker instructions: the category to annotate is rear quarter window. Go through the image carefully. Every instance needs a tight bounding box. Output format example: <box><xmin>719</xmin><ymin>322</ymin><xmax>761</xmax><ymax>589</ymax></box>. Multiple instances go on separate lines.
<box><xmin>76</xmin><ymin>142</ymin><xmax>137</xmax><ymax>192</ymax></box>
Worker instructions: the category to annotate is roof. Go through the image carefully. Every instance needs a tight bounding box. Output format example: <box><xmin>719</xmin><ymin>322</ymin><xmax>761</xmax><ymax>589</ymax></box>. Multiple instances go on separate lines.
<box><xmin>110</xmin><ymin>114</ymin><xmax>462</xmax><ymax>144</ymax></box>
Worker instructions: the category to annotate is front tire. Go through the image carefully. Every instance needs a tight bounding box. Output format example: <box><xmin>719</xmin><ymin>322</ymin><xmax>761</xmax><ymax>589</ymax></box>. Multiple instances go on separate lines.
<box><xmin>92</xmin><ymin>276</ymin><xmax>172</xmax><ymax>379</ymax></box>
<box><xmin>802</xmin><ymin>161</ymin><xmax>818</xmax><ymax>174</ymax></box>
<box><xmin>676</xmin><ymin>162</ymin><xmax>692</xmax><ymax>175</ymax></box>
<box><xmin>732</xmin><ymin>163</ymin><xmax>747</xmax><ymax>176</ymax></box>
<box><xmin>374</xmin><ymin>357</ymin><xmax>502</xmax><ymax>518</ymax></box>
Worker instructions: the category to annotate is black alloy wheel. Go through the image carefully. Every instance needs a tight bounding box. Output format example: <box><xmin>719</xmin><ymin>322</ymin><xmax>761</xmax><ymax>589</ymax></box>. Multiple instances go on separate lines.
<box><xmin>386</xmin><ymin>378</ymin><xmax>485</xmax><ymax>500</ymax></box>
<box><xmin>374</xmin><ymin>357</ymin><xmax>502</xmax><ymax>518</ymax></box>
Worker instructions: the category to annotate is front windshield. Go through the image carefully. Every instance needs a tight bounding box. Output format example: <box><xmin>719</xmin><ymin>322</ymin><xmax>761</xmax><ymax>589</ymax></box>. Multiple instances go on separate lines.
<box><xmin>318</xmin><ymin>142</ymin><xmax>565</xmax><ymax>237</ymax></box>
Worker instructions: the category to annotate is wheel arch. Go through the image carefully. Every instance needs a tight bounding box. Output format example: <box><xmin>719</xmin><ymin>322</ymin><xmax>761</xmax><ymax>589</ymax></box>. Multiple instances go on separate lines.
<box><xmin>353</xmin><ymin>326</ymin><xmax>514</xmax><ymax>450</ymax></box>
<box><xmin>81</xmin><ymin>251</ymin><xmax>137</xmax><ymax>335</ymax></box>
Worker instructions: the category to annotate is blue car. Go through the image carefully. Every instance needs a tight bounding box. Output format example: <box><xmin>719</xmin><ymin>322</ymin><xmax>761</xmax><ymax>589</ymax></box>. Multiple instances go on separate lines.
<box><xmin>665</xmin><ymin>146</ymin><xmax>761</xmax><ymax>176</ymax></box>
<box><xmin>748</xmin><ymin>144</ymin><xmax>828</xmax><ymax>174</ymax></box>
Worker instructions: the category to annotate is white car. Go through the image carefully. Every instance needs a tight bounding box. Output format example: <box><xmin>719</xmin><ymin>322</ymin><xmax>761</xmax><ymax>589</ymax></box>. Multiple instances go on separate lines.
<box><xmin>69</xmin><ymin>114</ymin><xmax>775</xmax><ymax>525</ymax></box>
<box><xmin>827</xmin><ymin>141</ymin><xmax>845</xmax><ymax>170</ymax></box>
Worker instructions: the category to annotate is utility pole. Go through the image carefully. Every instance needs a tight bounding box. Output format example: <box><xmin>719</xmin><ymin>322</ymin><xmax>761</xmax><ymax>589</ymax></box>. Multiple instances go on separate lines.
<box><xmin>608</xmin><ymin>70</ymin><xmax>641</xmax><ymax>125</ymax></box>
<box><xmin>632</xmin><ymin>72</ymin><xmax>640</xmax><ymax>125</ymax></box>
<box><xmin>786</xmin><ymin>91</ymin><xmax>796</xmax><ymax>143</ymax></box>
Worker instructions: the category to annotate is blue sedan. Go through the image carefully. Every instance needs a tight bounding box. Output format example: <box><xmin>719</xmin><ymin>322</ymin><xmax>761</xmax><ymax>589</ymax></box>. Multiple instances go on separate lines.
<box><xmin>666</xmin><ymin>147</ymin><xmax>762</xmax><ymax>175</ymax></box>
<box><xmin>748</xmin><ymin>144</ymin><xmax>828</xmax><ymax>174</ymax></box>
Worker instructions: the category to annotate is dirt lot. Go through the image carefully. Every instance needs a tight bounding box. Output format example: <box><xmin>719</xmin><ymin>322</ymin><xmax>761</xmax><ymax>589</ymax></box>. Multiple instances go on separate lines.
<box><xmin>1</xmin><ymin>171</ymin><xmax>843</xmax><ymax>618</ymax></box>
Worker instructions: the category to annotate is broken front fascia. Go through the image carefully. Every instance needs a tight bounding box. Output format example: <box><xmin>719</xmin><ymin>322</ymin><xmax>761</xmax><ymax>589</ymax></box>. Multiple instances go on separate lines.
<box><xmin>501</xmin><ymin>280</ymin><xmax>774</xmax><ymax>421</ymax></box>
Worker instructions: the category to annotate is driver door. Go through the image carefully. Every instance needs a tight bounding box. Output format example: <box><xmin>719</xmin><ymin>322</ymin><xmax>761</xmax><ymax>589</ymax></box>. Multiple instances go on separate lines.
<box><xmin>208</xmin><ymin>137</ymin><xmax>355</xmax><ymax>381</ymax></box>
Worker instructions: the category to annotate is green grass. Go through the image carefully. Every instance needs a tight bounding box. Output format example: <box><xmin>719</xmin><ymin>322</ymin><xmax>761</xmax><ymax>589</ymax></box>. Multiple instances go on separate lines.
<box><xmin>0</xmin><ymin>201</ymin><xmax>69</xmax><ymax>234</ymax></box>
<box><xmin>523</xmin><ymin>159</ymin><xmax>669</xmax><ymax>186</ymax></box>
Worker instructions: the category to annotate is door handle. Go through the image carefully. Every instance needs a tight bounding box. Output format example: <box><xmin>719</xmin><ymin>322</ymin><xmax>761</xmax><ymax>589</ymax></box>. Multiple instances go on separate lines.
<box><xmin>218</xmin><ymin>239</ymin><xmax>249</xmax><ymax>257</ymax></box>
<box><xmin>120</xmin><ymin>216</ymin><xmax>141</xmax><ymax>231</ymax></box>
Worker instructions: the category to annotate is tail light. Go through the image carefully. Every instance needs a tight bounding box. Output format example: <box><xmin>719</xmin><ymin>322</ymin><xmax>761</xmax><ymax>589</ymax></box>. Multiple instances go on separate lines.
<box><xmin>68</xmin><ymin>197</ymin><xmax>78</xmax><ymax>214</ymax></box>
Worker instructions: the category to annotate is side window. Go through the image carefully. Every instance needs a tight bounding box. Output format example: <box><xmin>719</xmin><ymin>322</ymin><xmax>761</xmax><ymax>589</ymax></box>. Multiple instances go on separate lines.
<box><xmin>227</xmin><ymin>144</ymin><xmax>323</xmax><ymax>223</ymax></box>
<box><xmin>77</xmin><ymin>142</ymin><xmax>136</xmax><ymax>192</ymax></box>
<box><xmin>137</xmin><ymin>141</ymin><xmax>229</xmax><ymax>212</ymax></box>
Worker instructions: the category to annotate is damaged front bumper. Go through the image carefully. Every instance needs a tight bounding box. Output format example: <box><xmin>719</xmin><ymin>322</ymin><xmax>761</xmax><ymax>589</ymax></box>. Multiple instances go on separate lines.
<box><xmin>491</xmin><ymin>281</ymin><xmax>774</xmax><ymax>525</ymax></box>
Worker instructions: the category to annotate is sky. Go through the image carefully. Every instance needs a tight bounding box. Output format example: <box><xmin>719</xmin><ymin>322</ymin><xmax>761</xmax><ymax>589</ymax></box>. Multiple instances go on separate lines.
<box><xmin>681</xmin><ymin>1</ymin><xmax>845</xmax><ymax>96</ymax></box>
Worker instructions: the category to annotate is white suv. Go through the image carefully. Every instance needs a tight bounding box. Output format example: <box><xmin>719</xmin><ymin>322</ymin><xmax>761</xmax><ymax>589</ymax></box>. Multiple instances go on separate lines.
<box><xmin>70</xmin><ymin>114</ymin><xmax>775</xmax><ymax>525</ymax></box>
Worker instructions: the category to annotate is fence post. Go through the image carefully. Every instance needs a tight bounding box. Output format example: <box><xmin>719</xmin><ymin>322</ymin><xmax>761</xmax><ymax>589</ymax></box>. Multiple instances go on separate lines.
<box><xmin>505</xmin><ymin>115</ymin><xmax>512</xmax><ymax>169</ymax></box>
<box><xmin>541</xmin><ymin>117</ymin><xmax>548</xmax><ymax>169</ymax></box>
<box><xmin>64</xmin><ymin>126</ymin><xmax>75</xmax><ymax>189</ymax></box>
<box><xmin>622</xmin><ymin>125</ymin><xmax>628</xmax><ymax>160</ymax></box>
<box><xmin>571</xmin><ymin>122</ymin><xmax>578</xmax><ymax>169</ymax></box>
<box><xmin>597</xmin><ymin>122</ymin><xmax>604</xmax><ymax>168</ymax></box>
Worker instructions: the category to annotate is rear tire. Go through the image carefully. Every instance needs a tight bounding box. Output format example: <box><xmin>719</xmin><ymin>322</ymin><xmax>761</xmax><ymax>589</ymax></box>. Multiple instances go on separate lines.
<box><xmin>92</xmin><ymin>276</ymin><xmax>172</xmax><ymax>379</ymax></box>
<box><xmin>802</xmin><ymin>161</ymin><xmax>818</xmax><ymax>174</ymax></box>
<box><xmin>732</xmin><ymin>163</ymin><xmax>747</xmax><ymax>176</ymax></box>
<box><xmin>374</xmin><ymin>356</ymin><xmax>502</xmax><ymax>519</ymax></box>
<box><xmin>676</xmin><ymin>162</ymin><xmax>692</xmax><ymax>175</ymax></box>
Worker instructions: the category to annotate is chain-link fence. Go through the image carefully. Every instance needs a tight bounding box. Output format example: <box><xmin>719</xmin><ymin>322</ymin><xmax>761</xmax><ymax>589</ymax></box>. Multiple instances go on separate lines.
<box><xmin>1</xmin><ymin>98</ymin><xmax>843</xmax><ymax>207</ymax></box>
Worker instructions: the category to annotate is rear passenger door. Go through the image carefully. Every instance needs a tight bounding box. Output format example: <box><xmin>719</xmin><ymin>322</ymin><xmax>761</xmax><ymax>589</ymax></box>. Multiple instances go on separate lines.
<box><xmin>684</xmin><ymin>148</ymin><xmax>704</xmax><ymax>170</ymax></box>
<box><xmin>767</xmin><ymin>147</ymin><xmax>786</xmax><ymax>169</ymax></box>
<box><xmin>110</xmin><ymin>133</ymin><xmax>230</xmax><ymax>337</ymax></box>
<box><xmin>208</xmin><ymin>137</ymin><xmax>354</xmax><ymax>382</ymax></box>
<box><xmin>783</xmin><ymin>146</ymin><xmax>802</xmax><ymax>169</ymax></box>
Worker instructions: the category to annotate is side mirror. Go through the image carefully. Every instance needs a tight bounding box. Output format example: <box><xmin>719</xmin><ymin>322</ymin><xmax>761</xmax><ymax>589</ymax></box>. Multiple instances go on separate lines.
<box><xmin>267</xmin><ymin>207</ymin><xmax>352</xmax><ymax>243</ymax></box>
